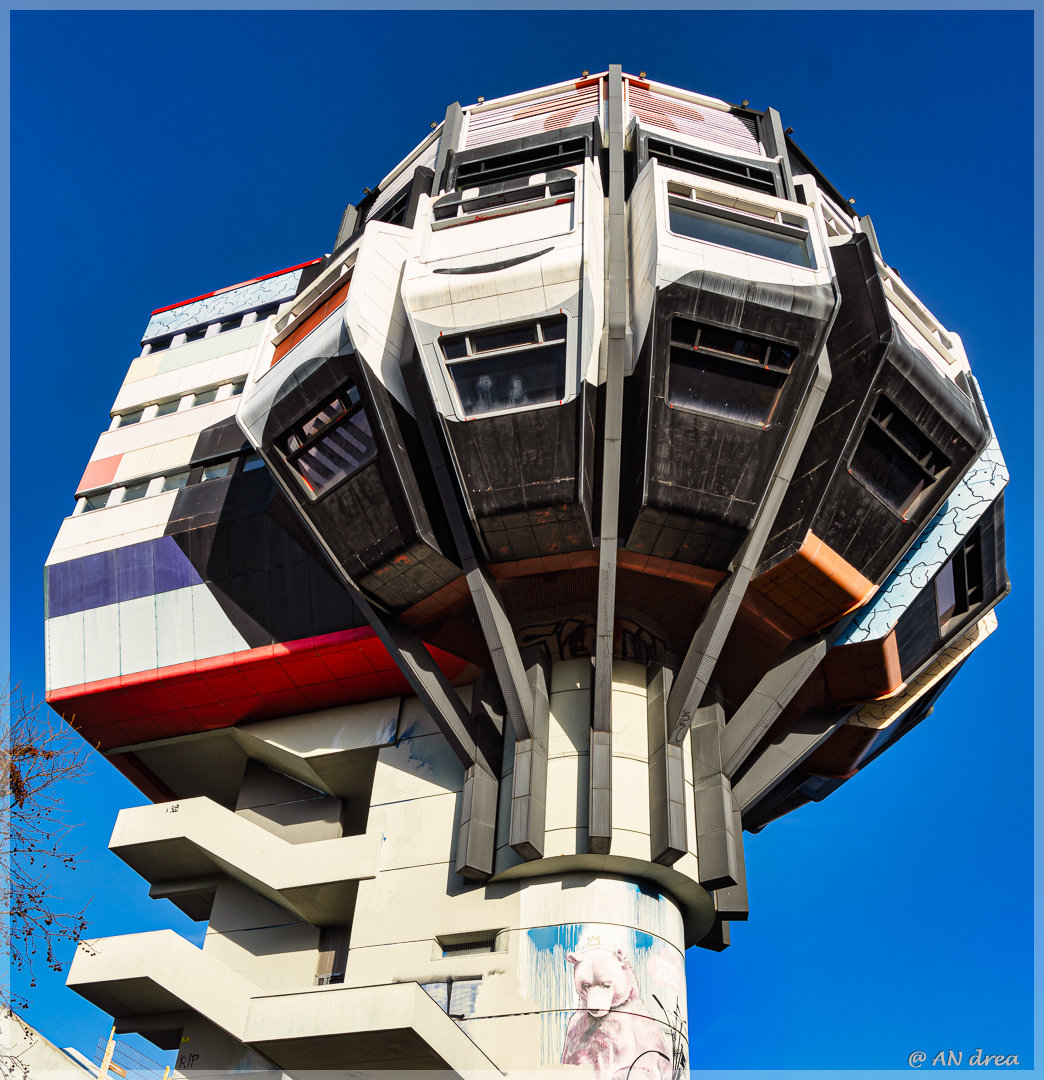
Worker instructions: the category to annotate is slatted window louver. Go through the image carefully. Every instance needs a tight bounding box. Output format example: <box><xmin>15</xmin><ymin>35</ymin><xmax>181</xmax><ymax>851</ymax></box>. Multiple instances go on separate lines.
<box><xmin>366</xmin><ymin>135</ymin><xmax>441</xmax><ymax>223</ymax></box>
<box><xmin>464</xmin><ymin>80</ymin><xmax>602</xmax><ymax>149</ymax></box>
<box><xmin>629</xmin><ymin>85</ymin><xmax>761</xmax><ymax>156</ymax></box>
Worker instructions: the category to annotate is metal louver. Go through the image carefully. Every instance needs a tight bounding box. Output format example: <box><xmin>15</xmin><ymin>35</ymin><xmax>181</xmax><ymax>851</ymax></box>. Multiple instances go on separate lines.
<box><xmin>464</xmin><ymin>79</ymin><xmax>603</xmax><ymax>149</ymax></box>
<box><xmin>629</xmin><ymin>84</ymin><xmax>761</xmax><ymax>156</ymax></box>
<box><xmin>367</xmin><ymin>133</ymin><xmax>441</xmax><ymax>222</ymax></box>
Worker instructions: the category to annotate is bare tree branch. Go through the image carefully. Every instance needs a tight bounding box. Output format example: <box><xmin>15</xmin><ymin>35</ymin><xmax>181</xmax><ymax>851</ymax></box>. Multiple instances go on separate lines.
<box><xmin>0</xmin><ymin>684</ymin><xmax>91</xmax><ymax>1011</ymax></box>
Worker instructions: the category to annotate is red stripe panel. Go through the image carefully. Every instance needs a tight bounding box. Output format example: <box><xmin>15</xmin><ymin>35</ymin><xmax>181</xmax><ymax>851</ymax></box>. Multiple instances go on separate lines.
<box><xmin>77</xmin><ymin>454</ymin><xmax>123</xmax><ymax>495</ymax></box>
<box><xmin>47</xmin><ymin>626</ymin><xmax>469</xmax><ymax>751</ymax></box>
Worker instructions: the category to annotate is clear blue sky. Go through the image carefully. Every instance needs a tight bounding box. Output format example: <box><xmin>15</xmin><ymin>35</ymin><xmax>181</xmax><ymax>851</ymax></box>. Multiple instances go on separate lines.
<box><xmin>9</xmin><ymin>10</ymin><xmax>1034</xmax><ymax>1072</ymax></box>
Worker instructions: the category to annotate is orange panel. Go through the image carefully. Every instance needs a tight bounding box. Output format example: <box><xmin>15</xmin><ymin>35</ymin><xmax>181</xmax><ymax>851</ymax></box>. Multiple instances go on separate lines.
<box><xmin>822</xmin><ymin>630</ymin><xmax>903</xmax><ymax>704</ymax></box>
<box><xmin>751</xmin><ymin>531</ymin><xmax>876</xmax><ymax>633</ymax></box>
<box><xmin>271</xmin><ymin>279</ymin><xmax>351</xmax><ymax>365</ymax></box>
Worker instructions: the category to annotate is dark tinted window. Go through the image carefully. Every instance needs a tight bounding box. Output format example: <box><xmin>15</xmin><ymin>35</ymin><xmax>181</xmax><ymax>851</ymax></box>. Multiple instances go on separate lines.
<box><xmin>849</xmin><ymin>397</ymin><xmax>948</xmax><ymax>517</ymax></box>
<box><xmin>666</xmin><ymin>318</ymin><xmax>796</xmax><ymax>425</ymax></box>
<box><xmin>449</xmin><ymin>346</ymin><xmax>566</xmax><ymax>417</ymax></box>
<box><xmin>440</xmin><ymin>316</ymin><xmax>568</xmax><ymax>418</ymax></box>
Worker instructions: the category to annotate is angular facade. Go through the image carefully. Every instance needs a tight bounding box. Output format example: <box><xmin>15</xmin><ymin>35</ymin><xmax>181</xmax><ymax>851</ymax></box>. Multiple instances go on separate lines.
<box><xmin>48</xmin><ymin>68</ymin><xmax>1008</xmax><ymax>1075</ymax></box>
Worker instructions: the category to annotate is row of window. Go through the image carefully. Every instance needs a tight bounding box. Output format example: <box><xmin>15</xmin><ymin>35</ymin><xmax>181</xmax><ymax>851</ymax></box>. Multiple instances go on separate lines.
<box><xmin>431</xmin><ymin>171</ymin><xmax>576</xmax><ymax>229</ymax></box>
<box><xmin>76</xmin><ymin>452</ymin><xmax>265</xmax><ymax>513</ymax></box>
<box><xmin>141</xmin><ymin>301</ymin><xmax>284</xmax><ymax>354</ymax></box>
<box><xmin>112</xmin><ymin>379</ymin><xmax>246</xmax><ymax>429</ymax></box>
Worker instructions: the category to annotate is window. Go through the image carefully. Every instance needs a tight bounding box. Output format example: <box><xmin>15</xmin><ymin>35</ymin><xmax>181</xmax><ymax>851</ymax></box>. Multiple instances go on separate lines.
<box><xmin>646</xmin><ymin>136</ymin><xmax>778</xmax><ymax>196</ymax></box>
<box><xmin>116</xmin><ymin>408</ymin><xmax>144</xmax><ymax>428</ymax></box>
<box><xmin>935</xmin><ymin>526</ymin><xmax>983</xmax><ymax>627</ymax></box>
<box><xmin>193</xmin><ymin>387</ymin><xmax>219</xmax><ymax>406</ymax></box>
<box><xmin>666</xmin><ymin>318</ymin><xmax>797</xmax><ymax>426</ymax></box>
<box><xmin>439</xmin><ymin>316</ymin><xmax>568</xmax><ymax>418</ymax></box>
<box><xmin>452</xmin><ymin>135</ymin><xmax>588</xmax><ymax>189</ymax></box>
<box><xmin>251</xmin><ymin>302</ymin><xmax>280</xmax><ymax>323</ymax></box>
<box><xmin>668</xmin><ymin>196</ymin><xmax>815</xmax><ymax>268</ymax></box>
<box><xmin>184</xmin><ymin>325</ymin><xmax>207</xmax><ymax>344</ymax></box>
<box><xmin>82</xmin><ymin>492</ymin><xmax>108</xmax><ymax>512</ymax></box>
<box><xmin>155</xmin><ymin>398</ymin><xmax>180</xmax><ymax>418</ymax></box>
<box><xmin>848</xmin><ymin>396</ymin><xmax>949</xmax><ymax>517</ymax></box>
<box><xmin>436</xmin><ymin>930</ymin><xmax>501</xmax><ymax>958</ymax></box>
<box><xmin>280</xmin><ymin>382</ymin><xmax>378</xmax><ymax>499</ymax></box>
<box><xmin>162</xmin><ymin>470</ymin><xmax>190</xmax><ymax>492</ymax></box>
<box><xmin>119</xmin><ymin>482</ymin><xmax>149</xmax><ymax>503</ymax></box>
<box><xmin>432</xmin><ymin>171</ymin><xmax>576</xmax><ymax>228</ymax></box>
<box><xmin>242</xmin><ymin>453</ymin><xmax>265</xmax><ymax>472</ymax></box>
<box><xmin>219</xmin><ymin>316</ymin><xmax>242</xmax><ymax>333</ymax></box>
<box><xmin>230</xmin><ymin>380</ymin><xmax>246</xmax><ymax>397</ymax></box>
<box><xmin>202</xmin><ymin>460</ymin><xmax>233</xmax><ymax>482</ymax></box>
<box><xmin>146</xmin><ymin>335</ymin><xmax>173</xmax><ymax>353</ymax></box>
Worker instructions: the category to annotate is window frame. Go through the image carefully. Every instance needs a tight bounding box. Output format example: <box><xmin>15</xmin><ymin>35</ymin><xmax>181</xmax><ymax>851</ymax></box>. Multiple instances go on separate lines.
<box><xmin>665</xmin><ymin>316</ymin><xmax>799</xmax><ymax>428</ymax></box>
<box><xmin>278</xmin><ymin>382</ymin><xmax>379</xmax><ymax>502</ymax></box>
<box><xmin>437</xmin><ymin>314</ymin><xmax>571</xmax><ymax>420</ymax></box>
<box><xmin>431</xmin><ymin>169</ymin><xmax>578</xmax><ymax>231</ymax></box>
<box><xmin>846</xmin><ymin>394</ymin><xmax>950</xmax><ymax>520</ymax></box>
<box><xmin>666</xmin><ymin>190</ymin><xmax>817</xmax><ymax>270</ymax></box>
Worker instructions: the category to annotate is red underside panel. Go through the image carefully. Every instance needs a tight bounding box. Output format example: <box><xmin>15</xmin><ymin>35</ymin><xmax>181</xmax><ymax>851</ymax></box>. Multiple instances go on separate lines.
<box><xmin>46</xmin><ymin>627</ymin><xmax>469</xmax><ymax>751</ymax></box>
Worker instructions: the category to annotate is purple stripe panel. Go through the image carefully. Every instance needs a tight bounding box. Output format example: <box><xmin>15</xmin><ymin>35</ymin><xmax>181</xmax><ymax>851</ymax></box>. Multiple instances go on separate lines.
<box><xmin>46</xmin><ymin>536</ymin><xmax>203</xmax><ymax>618</ymax></box>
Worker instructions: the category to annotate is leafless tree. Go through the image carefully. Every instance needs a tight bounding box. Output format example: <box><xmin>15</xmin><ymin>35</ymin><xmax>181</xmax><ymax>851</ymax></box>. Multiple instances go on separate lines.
<box><xmin>1</xmin><ymin>685</ymin><xmax>91</xmax><ymax>1012</ymax></box>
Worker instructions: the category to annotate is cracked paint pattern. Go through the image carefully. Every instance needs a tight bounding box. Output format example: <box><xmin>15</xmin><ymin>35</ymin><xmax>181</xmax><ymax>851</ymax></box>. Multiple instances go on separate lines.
<box><xmin>838</xmin><ymin>386</ymin><xmax>1007</xmax><ymax>645</ymax></box>
<box><xmin>848</xmin><ymin>610</ymin><xmax>997</xmax><ymax>730</ymax></box>
<box><xmin>143</xmin><ymin>268</ymin><xmax>303</xmax><ymax>339</ymax></box>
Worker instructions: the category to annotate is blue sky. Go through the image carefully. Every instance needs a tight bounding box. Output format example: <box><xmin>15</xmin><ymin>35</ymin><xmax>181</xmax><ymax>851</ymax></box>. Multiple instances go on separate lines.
<box><xmin>9</xmin><ymin>9</ymin><xmax>1034</xmax><ymax>1073</ymax></box>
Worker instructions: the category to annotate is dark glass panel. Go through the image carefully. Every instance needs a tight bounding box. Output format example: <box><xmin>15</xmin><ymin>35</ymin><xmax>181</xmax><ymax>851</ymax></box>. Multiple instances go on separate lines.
<box><xmin>669</xmin><ymin>204</ymin><xmax>813</xmax><ymax>267</ymax></box>
<box><xmin>667</xmin><ymin>345</ymin><xmax>784</xmax><ymax>426</ymax></box>
<box><xmin>849</xmin><ymin>424</ymin><xmax>928</xmax><ymax>515</ymax></box>
<box><xmin>441</xmin><ymin>336</ymin><xmax>469</xmax><ymax>360</ymax></box>
<box><xmin>449</xmin><ymin>344</ymin><xmax>566</xmax><ymax>417</ymax></box>
<box><xmin>472</xmin><ymin>323</ymin><xmax>541</xmax><ymax>353</ymax></box>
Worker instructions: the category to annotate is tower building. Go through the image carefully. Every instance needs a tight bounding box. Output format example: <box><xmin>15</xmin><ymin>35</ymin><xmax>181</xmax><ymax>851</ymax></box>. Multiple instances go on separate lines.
<box><xmin>46</xmin><ymin>68</ymin><xmax>1008</xmax><ymax>1075</ymax></box>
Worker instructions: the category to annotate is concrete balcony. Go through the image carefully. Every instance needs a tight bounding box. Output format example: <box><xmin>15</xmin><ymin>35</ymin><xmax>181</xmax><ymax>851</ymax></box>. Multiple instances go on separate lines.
<box><xmin>109</xmin><ymin>797</ymin><xmax>382</xmax><ymax>925</ymax></box>
<box><xmin>68</xmin><ymin>931</ymin><xmax>500</xmax><ymax>1073</ymax></box>
<box><xmin>67</xmin><ymin>931</ymin><xmax>254</xmax><ymax>1048</ymax></box>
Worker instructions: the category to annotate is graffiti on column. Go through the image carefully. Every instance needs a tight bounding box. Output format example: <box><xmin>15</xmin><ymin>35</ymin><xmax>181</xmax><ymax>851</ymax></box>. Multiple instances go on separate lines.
<box><xmin>521</xmin><ymin>915</ymin><xmax>687</xmax><ymax>1076</ymax></box>
<box><xmin>560</xmin><ymin>944</ymin><xmax>672</xmax><ymax>1079</ymax></box>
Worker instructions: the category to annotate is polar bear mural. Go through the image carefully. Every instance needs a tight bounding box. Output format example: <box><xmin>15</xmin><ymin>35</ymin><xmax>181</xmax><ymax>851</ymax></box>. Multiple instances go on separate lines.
<box><xmin>560</xmin><ymin>946</ymin><xmax>672</xmax><ymax>1079</ymax></box>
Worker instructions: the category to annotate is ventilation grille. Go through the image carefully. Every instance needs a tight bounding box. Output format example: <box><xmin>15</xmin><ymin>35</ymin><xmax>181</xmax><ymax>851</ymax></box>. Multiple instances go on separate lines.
<box><xmin>465</xmin><ymin>80</ymin><xmax>602</xmax><ymax>149</ymax></box>
<box><xmin>629</xmin><ymin>85</ymin><xmax>760</xmax><ymax>156</ymax></box>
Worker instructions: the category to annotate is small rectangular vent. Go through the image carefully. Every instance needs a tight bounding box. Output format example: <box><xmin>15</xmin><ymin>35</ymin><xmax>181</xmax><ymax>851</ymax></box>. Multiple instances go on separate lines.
<box><xmin>436</xmin><ymin>929</ymin><xmax>503</xmax><ymax>958</ymax></box>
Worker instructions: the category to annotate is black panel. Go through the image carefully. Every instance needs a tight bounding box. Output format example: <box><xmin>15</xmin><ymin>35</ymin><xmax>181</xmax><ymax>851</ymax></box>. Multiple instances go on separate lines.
<box><xmin>758</xmin><ymin>233</ymin><xmax>988</xmax><ymax>587</ymax></box>
<box><xmin>622</xmin><ymin>272</ymin><xmax>835</xmax><ymax>569</ymax></box>
<box><xmin>164</xmin><ymin>433</ymin><xmax>365</xmax><ymax>649</ymax></box>
<box><xmin>444</xmin><ymin>388</ymin><xmax>595</xmax><ymax>562</ymax></box>
<box><xmin>257</xmin><ymin>351</ymin><xmax>461</xmax><ymax>613</ymax></box>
